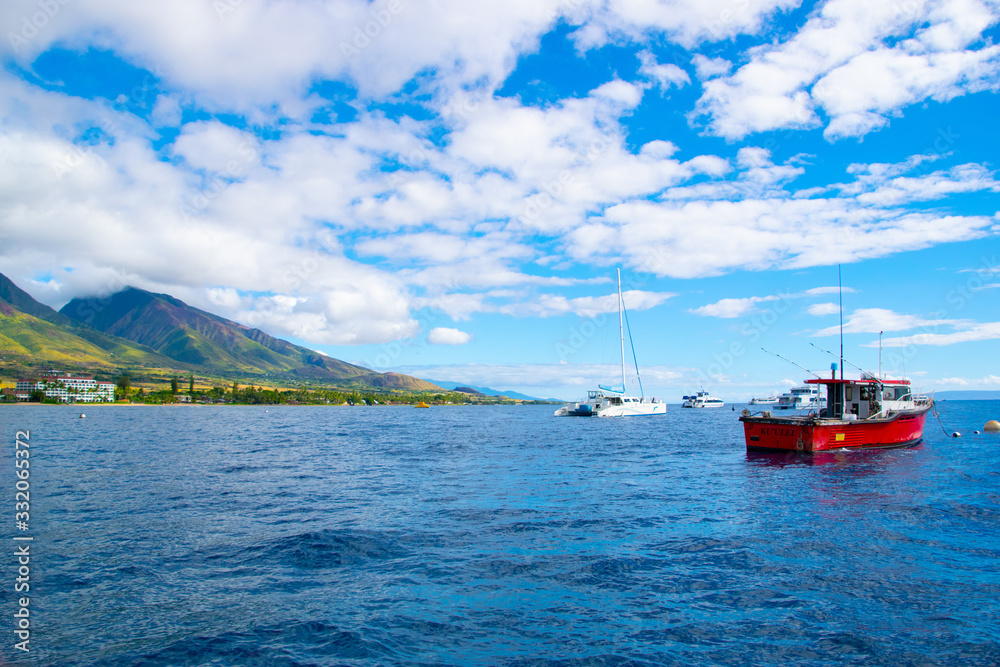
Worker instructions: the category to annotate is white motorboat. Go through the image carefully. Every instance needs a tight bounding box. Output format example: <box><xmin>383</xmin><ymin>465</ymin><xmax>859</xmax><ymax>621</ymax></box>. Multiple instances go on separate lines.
<box><xmin>775</xmin><ymin>384</ymin><xmax>827</xmax><ymax>410</ymax></box>
<box><xmin>554</xmin><ymin>270</ymin><xmax>666</xmax><ymax>418</ymax></box>
<box><xmin>681</xmin><ymin>390</ymin><xmax>725</xmax><ymax>408</ymax></box>
<box><xmin>749</xmin><ymin>395</ymin><xmax>779</xmax><ymax>405</ymax></box>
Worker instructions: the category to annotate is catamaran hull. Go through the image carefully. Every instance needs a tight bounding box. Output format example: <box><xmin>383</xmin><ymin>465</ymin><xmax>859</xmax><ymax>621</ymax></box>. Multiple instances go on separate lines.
<box><xmin>741</xmin><ymin>406</ymin><xmax>931</xmax><ymax>452</ymax></box>
<box><xmin>554</xmin><ymin>402</ymin><xmax>666</xmax><ymax>417</ymax></box>
<box><xmin>554</xmin><ymin>404</ymin><xmax>596</xmax><ymax>416</ymax></box>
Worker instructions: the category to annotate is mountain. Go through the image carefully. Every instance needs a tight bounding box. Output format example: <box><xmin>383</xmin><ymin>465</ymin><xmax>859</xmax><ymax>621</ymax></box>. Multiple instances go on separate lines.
<box><xmin>59</xmin><ymin>286</ymin><xmax>368</xmax><ymax>379</ymax></box>
<box><xmin>0</xmin><ymin>275</ymin><xmax>182</xmax><ymax>370</ymax></box>
<box><xmin>59</xmin><ymin>285</ymin><xmax>441</xmax><ymax>390</ymax></box>
<box><xmin>1</xmin><ymin>273</ymin><xmax>441</xmax><ymax>392</ymax></box>
<box><xmin>0</xmin><ymin>273</ymin><xmax>69</xmax><ymax>321</ymax></box>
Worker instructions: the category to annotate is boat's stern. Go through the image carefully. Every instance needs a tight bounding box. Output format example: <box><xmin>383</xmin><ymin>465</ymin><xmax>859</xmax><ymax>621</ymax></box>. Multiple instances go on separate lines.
<box><xmin>740</xmin><ymin>413</ymin><xmax>815</xmax><ymax>452</ymax></box>
<box><xmin>555</xmin><ymin>402</ymin><xmax>596</xmax><ymax>416</ymax></box>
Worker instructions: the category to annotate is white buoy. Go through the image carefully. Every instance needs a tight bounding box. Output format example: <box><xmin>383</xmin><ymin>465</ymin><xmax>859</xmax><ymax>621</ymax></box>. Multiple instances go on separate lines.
<box><xmin>80</xmin><ymin>414</ymin><xmax>86</xmax><ymax>419</ymax></box>
<box><xmin>952</xmin><ymin>432</ymin><xmax>961</xmax><ymax>438</ymax></box>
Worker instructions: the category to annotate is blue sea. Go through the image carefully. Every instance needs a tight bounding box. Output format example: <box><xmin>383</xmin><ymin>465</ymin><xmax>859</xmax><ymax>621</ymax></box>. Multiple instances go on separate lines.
<box><xmin>3</xmin><ymin>401</ymin><xmax>1000</xmax><ymax>666</ymax></box>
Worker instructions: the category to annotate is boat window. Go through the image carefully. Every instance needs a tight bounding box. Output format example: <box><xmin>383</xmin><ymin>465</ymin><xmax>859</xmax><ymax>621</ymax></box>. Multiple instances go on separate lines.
<box><xmin>845</xmin><ymin>386</ymin><xmax>853</xmax><ymax>401</ymax></box>
<box><xmin>894</xmin><ymin>386</ymin><xmax>910</xmax><ymax>400</ymax></box>
<box><xmin>860</xmin><ymin>386</ymin><xmax>870</xmax><ymax>401</ymax></box>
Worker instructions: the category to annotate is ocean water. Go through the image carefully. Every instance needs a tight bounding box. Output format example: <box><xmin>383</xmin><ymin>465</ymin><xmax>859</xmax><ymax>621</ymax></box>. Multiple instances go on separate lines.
<box><xmin>3</xmin><ymin>401</ymin><xmax>1000</xmax><ymax>666</ymax></box>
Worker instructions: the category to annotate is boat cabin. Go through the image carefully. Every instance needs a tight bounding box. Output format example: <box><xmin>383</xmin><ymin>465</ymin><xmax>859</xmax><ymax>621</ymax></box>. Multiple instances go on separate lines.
<box><xmin>807</xmin><ymin>374</ymin><xmax>914</xmax><ymax>421</ymax></box>
<box><xmin>588</xmin><ymin>391</ymin><xmax>647</xmax><ymax>406</ymax></box>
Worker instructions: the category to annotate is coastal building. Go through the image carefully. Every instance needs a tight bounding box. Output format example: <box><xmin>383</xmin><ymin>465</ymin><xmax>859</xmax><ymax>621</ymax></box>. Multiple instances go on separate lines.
<box><xmin>15</xmin><ymin>372</ymin><xmax>116</xmax><ymax>403</ymax></box>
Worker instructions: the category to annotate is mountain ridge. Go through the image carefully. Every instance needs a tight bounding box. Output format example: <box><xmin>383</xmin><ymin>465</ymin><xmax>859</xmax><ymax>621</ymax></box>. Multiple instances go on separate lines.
<box><xmin>1</xmin><ymin>273</ymin><xmax>440</xmax><ymax>392</ymax></box>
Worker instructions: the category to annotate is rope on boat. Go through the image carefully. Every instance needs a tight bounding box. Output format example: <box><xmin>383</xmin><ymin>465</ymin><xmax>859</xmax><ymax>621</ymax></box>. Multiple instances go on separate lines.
<box><xmin>931</xmin><ymin>404</ymin><xmax>960</xmax><ymax>438</ymax></box>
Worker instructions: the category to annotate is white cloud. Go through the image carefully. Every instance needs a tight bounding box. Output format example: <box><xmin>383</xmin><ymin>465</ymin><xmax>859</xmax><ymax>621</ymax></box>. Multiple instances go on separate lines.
<box><xmin>833</xmin><ymin>162</ymin><xmax>1000</xmax><ymax>206</ymax></box>
<box><xmin>427</xmin><ymin>327</ymin><xmax>473</xmax><ymax>345</ymax></box>
<box><xmin>590</xmin><ymin>79</ymin><xmax>645</xmax><ymax>108</ymax></box>
<box><xmin>2</xmin><ymin>0</ymin><xmax>998</xmax><ymax>362</ymax></box>
<box><xmin>804</xmin><ymin>286</ymin><xmax>854</xmax><ymax>296</ymax></box>
<box><xmin>692</xmin><ymin>286</ymin><xmax>858</xmax><ymax>319</ymax></box>
<box><xmin>933</xmin><ymin>374</ymin><xmax>1000</xmax><ymax>388</ymax></box>
<box><xmin>638</xmin><ymin>51</ymin><xmax>691</xmax><ymax>91</ymax></box>
<box><xmin>691</xmin><ymin>54</ymin><xmax>733</xmax><ymax>79</ymax></box>
<box><xmin>151</xmin><ymin>95</ymin><xmax>183</xmax><ymax>127</ymax></box>
<box><xmin>571</xmin><ymin>194</ymin><xmax>994</xmax><ymax>279</ymax></box>
<box><xmin>879</xmin><ymin>322</ymin><xmax>1000</xmax><ymax>346</ymax></box>
<box><xmin>812</xmin><ymin>307</ymin><xmax>969</xmax><ymax>336</ymax></box>
<box><xmin>568</xmin><ymin>0</ymin><xmax>799</xmax><ymax>50</ymax></box>
<box><xmin>816</xmin><ymin>46</ymin><xmax>1000</xmax><ymax>140</ymax></box>
<box><xmin>0</xmin><ymin>0</ymin><xmax>570</xmax><ymax>109</ymax></box>
<box><xmin>503</xmin><ymin>290</ymin><xmax>675</xmax><ymax>318</ymax></box>
<box><xmin>206</xmin><ymin>287</ymin><xmax>246</xmax><ymax>310</ymax></box>
<box><xmin>172</xmin><ymin>120</ymin><xmax>260</xmax><ymax>173</ymax></box>
<box><xmin>427</xmin><ymin>327</ymin><xmax>472</xmax><ymax>345</ymax></box>
<box><xmin>693</xmin><ymin>0</ymin><xmax>1000</xmax><ymax>140</ymax></box>
<box><xmin>690</xmin><ymin>296</ymin><xmax>781</xmax><ymax>318</ymax></box>
<box><xmin>807</xmin><ymin>302</ymin><xmax>841</xmax><ymax>316</ymax></box>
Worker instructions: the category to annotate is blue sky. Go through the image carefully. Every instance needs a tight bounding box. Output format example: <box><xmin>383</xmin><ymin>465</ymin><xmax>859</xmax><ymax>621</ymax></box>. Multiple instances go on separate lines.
<box><xmin>1</xmin><ymin>0</ymin><xmax>999</xmax><ymax>400</ymax></box>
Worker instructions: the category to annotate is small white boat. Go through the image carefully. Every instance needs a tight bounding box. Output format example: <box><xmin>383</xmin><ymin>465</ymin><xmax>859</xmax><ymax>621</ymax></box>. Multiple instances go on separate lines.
<box><xmin>749</xmin><ymin>395</ymin><xmax>779</xmax><ymax>405</ymax></box>
<box><xmin>681</xmin><ymin>390</ymin><xmax>724</xmax><ymax>408</ymax></box>
<box><xmin>775</xmin><ymin>385</ymin><xmax>826</xmax><ymax>410</ymax></box>
<box><xmin>554</xmin><ymin>269</ymin><xmax>666</xmax><ymax>418</ymax></box>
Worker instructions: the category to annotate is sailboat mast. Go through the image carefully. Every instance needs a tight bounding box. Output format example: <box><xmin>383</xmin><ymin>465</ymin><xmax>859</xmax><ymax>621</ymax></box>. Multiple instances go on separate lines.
<box><xmin>618</xmin><ymin>268</ymin><xmax>626</xmax><ymax>391</ymax></box>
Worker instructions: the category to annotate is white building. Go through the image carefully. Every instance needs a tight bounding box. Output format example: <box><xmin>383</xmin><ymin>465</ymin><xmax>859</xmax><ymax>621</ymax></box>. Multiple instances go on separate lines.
<box><xmin>15</xmin><ymin>372</ymin><xmax>116</xmax><ymax>403</ymax></box>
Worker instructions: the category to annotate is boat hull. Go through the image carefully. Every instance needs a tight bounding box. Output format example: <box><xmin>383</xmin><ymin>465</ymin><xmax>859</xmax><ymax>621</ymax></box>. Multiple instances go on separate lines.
<box><xmin>595</xmin><ymin>403</ymin><xmax>666</xmax><ymax>417</ymax></box>
<box><xmin>741</xmin><ymin>406</ymin><xmax>931</xmax><ymax>452</ymax></box>
<box><xmin>555</xmin><ymin>402</ymin><xmax>666</xmax><ymax>417</ymax></box>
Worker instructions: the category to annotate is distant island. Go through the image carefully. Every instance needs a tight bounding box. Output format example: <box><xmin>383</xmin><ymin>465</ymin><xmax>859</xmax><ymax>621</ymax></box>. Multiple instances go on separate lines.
<box><xmin>934</xmin><ymin>391</ymin><xmax>1000</xmax><ymax>401</ymax></box>
<box><xmin>423</xmin><ymin>379</ymin><xmax>561</xmax><ymax>402</ymax></box>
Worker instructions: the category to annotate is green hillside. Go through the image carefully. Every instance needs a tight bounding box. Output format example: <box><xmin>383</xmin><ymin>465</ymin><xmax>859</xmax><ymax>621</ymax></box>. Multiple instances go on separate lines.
<box><xmin>0</xmin><ymin>273</ymin><xmax>181</xmax><ymax>367</ymax></box>
<box><xmin>0</xmin><ymin>301</ymin><xmax>114</xmax><ymax>365</ymax></box>
<box><xmin>0</xmin><ymin>273</ymin><xmax>441</xmax><ymax>393</ymax></box>
<box><xmin>60</xmin><ymin>287</ymin><xmax>374</xmax><ymax>380</ymax></box>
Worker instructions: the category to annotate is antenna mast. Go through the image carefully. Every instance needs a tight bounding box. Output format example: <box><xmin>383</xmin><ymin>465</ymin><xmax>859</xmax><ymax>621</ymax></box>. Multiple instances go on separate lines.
<box><xmin>838</xmin><ymin>264</ymin><xmax>844</xmax><ymax>381</ymax></box>
<box><xmin>879</xmin><ymin>330</ymin><xmax>883</xmax><ymax>380</ymax></box>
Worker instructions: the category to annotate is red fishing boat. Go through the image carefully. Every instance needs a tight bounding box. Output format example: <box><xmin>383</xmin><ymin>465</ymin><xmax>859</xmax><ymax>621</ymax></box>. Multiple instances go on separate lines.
<box><xmin>740</xmin><ymin>371</ymin><xmax>933</xmax><ymax>453</ymax></box>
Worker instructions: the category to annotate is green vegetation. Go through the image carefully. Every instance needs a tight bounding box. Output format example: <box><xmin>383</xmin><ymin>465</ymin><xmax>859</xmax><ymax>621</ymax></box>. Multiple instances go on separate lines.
<box><xmin>112</xmin><ymin>382</ymin><xmax>524</xmax><ymax>406</ymax></box>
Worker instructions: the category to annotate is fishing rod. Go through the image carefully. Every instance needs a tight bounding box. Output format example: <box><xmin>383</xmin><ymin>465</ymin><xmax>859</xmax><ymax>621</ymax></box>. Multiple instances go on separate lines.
<box><xmin>808</xmin><ymin>342</ymin><xmax>873</xmax><ymax>376</ymax></box>
<box><xmin>761</xmin><ymin>348</ymin><xmax>822</xmax><ymax>378</ymax></box>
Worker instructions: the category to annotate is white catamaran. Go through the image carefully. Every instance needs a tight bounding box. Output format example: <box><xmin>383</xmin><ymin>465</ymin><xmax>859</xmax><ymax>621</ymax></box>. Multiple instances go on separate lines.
<box><xmin>554</xmin><ymin>269</ymin><xmax>666</xmax><ymax>417</ymax></box>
